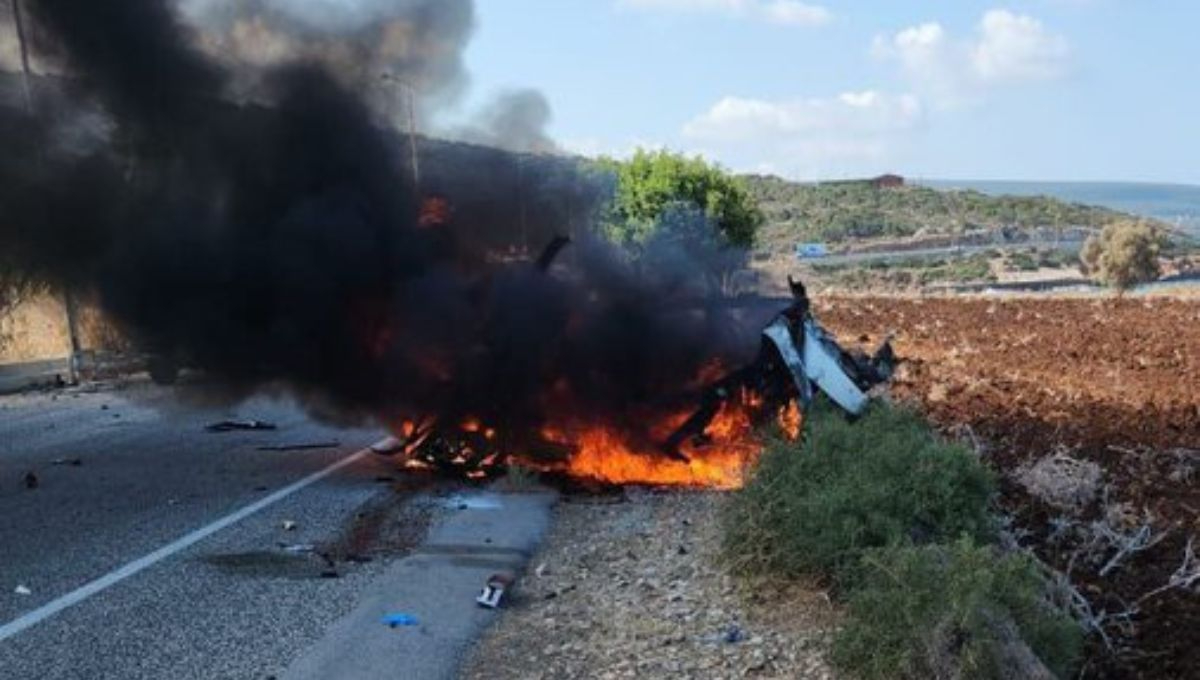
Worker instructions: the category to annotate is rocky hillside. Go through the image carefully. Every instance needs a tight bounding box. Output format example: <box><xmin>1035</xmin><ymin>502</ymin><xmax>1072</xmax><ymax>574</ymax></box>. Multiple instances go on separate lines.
<box><xmin>743</xmin><ymin>175</ymin><xmax>1142</xmax><ymax>248</ymax></box>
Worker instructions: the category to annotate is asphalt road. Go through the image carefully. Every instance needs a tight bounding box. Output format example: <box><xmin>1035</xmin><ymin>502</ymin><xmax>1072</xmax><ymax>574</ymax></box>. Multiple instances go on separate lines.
<box><xmin>0</xmin><ymin>380</ymin><xmax>545</xmax><ymax>679</ymax></box>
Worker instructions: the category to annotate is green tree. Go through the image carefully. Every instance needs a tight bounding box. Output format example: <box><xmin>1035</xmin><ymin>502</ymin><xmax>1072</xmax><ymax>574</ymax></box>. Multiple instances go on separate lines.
<box><xmin>1079</xmin><ymin>220</ymin><xmax>1165</xmax><ymax>291</ymax></box>
<box><xmin>595</xmin><ymin>149</ymin><xmax>762</xmax><ymax>247</ymax></box>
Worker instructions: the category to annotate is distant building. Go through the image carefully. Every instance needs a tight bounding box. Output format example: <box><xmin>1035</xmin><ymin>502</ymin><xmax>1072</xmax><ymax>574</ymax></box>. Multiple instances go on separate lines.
<box><xmin>871</xmin><ymin>174</ymin><xmax>905</xmax><ymax>189</ymax></box>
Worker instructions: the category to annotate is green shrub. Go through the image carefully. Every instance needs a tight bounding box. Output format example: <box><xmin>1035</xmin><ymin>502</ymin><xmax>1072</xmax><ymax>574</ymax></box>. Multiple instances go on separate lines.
<box><xmin>722</xmin><ymin>400</ymin><xmax>995</xmax><ymax>580</ymax></box>
<box><xmin>1007</xmin><ymin>251</ymin><xmax>1040</xmax><ymax>272</ymax></box>
<box><xmin>1079</xmin><ymin>220</ymin><xmax>1165</xmax><ymax>291</ymax></box>
<box><xmin>833</xmin><ymin>539</ymin><xmax>1082</xmax><ymax>680</ymax></box>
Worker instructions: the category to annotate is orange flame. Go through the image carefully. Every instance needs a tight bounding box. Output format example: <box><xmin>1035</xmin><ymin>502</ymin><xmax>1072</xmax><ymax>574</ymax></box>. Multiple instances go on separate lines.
<box><xmin>538</xmin><ymin>393</ymin><xmax>763</xmax><ymax>489</ymax></box>
<box><xmin>386</xmin><ymin>387</ymin><xmax>790</xmax><ymax>489</ymax></box>
<box><xmin>554</xmin><ymin>427</ymin><xmax>756</xmax><ymax>489</ymax></box>
<box><xmin>418</xmin><ymin>196</ymin><xmax>451</xmax><ymax>228</ymax></box>
<box><xmin>778</xmin><ymin>400</ymin><xmax>802</xmax><ymax>441</ymax></box>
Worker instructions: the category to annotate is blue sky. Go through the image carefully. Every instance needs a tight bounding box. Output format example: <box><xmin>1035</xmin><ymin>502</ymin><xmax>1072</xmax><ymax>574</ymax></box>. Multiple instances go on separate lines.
<box><xmin>455</xmin><ymin>1</ymin><xmax>1200</xmax><ymax>183</ymax></box>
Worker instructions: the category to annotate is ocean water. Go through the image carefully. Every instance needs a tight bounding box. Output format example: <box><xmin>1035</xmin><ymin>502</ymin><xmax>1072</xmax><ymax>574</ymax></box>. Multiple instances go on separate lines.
<box><xmin>921</xmin><ymin>180</ymin><xmax>1200</xmax><ymax>239</ymax></box>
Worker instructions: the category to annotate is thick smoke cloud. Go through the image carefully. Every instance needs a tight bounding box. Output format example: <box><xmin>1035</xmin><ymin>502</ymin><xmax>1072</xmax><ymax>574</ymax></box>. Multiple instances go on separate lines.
<box><xmin>448</xmin><ymin>88</ymin><xmax>558</xmax><ymax>154</ymax></box>
<box><xmin>1</xmin><ymin>0</ymin><xmax>751</xmax><ymax>448</ymax></box>
<box><xmin>179</xmin><ymin>0</ymin><xmax>474</xmax><ymax>120</ymax></box>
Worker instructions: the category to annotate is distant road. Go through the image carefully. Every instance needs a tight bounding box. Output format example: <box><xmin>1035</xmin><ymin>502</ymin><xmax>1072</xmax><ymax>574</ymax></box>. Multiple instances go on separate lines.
<box><xmin>814</xmin><ymin>237</ymin><xmax>1084</xmax><ymax>266</ymax></box>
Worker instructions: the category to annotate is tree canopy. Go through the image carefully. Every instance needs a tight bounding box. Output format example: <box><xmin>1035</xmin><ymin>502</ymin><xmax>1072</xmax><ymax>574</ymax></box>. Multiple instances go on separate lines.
<box><xmin>1079</xmin><ymin>220</ymin><xmax>1165</xmax><ymax>291</ymax></box>
<box><xmin>594</xmin><ymin>149</ymin><xmax>762</xmax><ymax>248</ymax></box>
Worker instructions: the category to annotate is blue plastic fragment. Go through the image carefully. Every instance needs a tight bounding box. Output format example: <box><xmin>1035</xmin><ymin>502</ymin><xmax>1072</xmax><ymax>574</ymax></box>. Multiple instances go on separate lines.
<box><xmin>382</xmin><ymin>613</ymin><xmax>419</xmax><ymax>628</ymax></box>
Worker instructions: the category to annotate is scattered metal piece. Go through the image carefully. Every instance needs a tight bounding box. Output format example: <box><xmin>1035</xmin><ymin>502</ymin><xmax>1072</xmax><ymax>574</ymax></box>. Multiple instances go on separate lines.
<box><xmin>280</xmin><ymin>543</ymin><xmax>316</xmax><ymax>554</ymax></box>
<box><xmin>369</xmin><ymin>437</ymin><xmax>404</xmax><ymax>456</ymax></box>
<box><xmin>50</xmin><ymin>457</ymin><xmax>83</xmax><ymax>467</ymax></box>
<box><xmin>723</xmin><ymin>624</ymin><xmax>747</xmax><ymax>644</ymax></box>
<box><xmin>205</xmin><ymin>419</ymin><xmax>277</xmax><ymax>433</ymax></box>
<box><xmin>382</xmin><ymin>613</ymin><xmax>419</xmax><ymax>627</ymax></box>
<box><xmin>476</xmin><ymin>573</ymin><xmax>514</xmax><ymax>609</ymax></box>
<box><xmin>255</xmin><ymin>441</ymin><xmax>340</xmax><ymax>452</ymax></box>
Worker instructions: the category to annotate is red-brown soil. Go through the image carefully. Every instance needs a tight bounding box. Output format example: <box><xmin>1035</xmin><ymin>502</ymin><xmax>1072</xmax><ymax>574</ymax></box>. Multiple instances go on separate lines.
<box><xmin>817</xmin><ymin>295</ymin><xmax>1200</xmax><ymax>679</ymax></box>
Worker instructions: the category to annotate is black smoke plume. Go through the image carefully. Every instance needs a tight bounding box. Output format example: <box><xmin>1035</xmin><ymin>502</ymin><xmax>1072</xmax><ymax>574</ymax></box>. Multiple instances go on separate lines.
<box><xmin>1</xmin><ymin>0</ymin><xmax>753</xmax><ymax>449</ymax></box>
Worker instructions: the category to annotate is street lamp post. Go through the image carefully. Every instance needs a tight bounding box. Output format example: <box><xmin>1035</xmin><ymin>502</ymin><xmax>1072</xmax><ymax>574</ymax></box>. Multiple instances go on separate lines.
<box><xmin>9</xmin><ymin>0</ymin><xmax>83</xmax><ymax>383</ymax></box>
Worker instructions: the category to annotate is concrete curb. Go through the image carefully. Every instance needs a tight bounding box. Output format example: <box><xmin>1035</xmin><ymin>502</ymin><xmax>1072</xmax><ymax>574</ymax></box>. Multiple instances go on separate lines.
<box><xmin>0</xmin><ymin>358</ymin><xmax>70</xmax><ymax>394</ymax></box>
<box><xmin>282</xmin><ymin>487</ymin><xmax>558</xmax><ymax>680</ymax></box>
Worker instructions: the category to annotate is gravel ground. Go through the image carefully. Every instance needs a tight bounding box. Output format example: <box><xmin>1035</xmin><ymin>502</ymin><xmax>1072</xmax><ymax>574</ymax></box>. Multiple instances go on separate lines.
<box><xmin>462</xmin><ymin>489</ymin><xmax>838</xmax><ymax>679</ymax></box>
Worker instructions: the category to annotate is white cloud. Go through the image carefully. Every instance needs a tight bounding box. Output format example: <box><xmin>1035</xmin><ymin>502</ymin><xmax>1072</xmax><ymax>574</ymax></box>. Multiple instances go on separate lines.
<box><xmin>617</xmin><ymin>0</ymin><xmax>749</xmax><ymax>10</ymax></box>
<box><xmin>972</xmin><ymin>9</ymin><xmax>1069</xmax><ymax>82</ymax></box>
<box><xmin>681</xmin><ymin>91</ymin><xmax>923</xmax><ymax>178</ymax></box>
<box><xmin>874</xmin><ymin>9</ymin><xmax>1069</xmax><ymax>106</ymax></box>
<box><xmin>617</xmin><ymin>0</ymin><xmax>831</xmax><ymax>27</ymax></box>
<box><xmin>760</xmin><ymin>1</ymin><xmax>832</xmax><ymax>27</ymax></box>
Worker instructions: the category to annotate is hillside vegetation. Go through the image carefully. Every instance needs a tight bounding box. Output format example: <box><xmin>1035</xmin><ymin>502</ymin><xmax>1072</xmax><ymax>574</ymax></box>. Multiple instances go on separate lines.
<box><xmin>744</xmin><ymin>175</ymin><xmax>1133</xmax><ymax>245</ymax></box>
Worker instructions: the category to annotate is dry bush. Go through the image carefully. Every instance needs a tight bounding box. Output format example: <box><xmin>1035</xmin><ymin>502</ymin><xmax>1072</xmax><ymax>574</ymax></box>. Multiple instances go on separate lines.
<box><xmin>1079</xmin><ymin>220</ymin><xmax>1165</xmax><ymax>291</ymax></box>
<box><xmin>1015</xmin><ymin>451</ymin><xmax>1103</xmax><ymax>513</ymax></box>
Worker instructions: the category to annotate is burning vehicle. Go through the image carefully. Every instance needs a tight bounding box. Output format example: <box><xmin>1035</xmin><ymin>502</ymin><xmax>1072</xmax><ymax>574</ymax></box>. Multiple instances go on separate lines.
<box><xmin>379</xmin><ymin>257</ymin><xmax>896</xmax><ymax>488</ymax></box>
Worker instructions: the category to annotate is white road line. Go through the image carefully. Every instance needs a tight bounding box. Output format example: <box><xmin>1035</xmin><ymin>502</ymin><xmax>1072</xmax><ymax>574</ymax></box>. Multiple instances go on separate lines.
<box><xmin>0</xmin><ymin>446</ymin><xmax>374</xmax><ymax>643</ymax></box>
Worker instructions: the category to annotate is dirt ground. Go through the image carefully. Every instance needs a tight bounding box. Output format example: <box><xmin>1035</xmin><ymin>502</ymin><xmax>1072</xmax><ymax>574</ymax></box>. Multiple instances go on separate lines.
<box><xmin>462</xmin><ymin>490</ymin><xmax>837</xmax><ymax>679</ymax></box>
<box><xmin>816</xmin><ymin>295</ymin><xmax>1200</xmax><ymax>679</ymax></box>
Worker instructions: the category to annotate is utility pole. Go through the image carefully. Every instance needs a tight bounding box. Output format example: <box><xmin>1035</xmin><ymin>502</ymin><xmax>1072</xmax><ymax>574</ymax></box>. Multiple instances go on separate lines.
<box><xmin>518</xmin><ymin>154</ymin><xmax>527</xmax><ymax>253</ymax></box>
<box><xmin>381</xmin><ymin>72</ymin><xmax>421</xmax><ymax>192</ymax></box>
<box><xmin>10</xmin><ymin>0</ymin><xmax>83</xmax><ymax>382</ymax></box>
<box><xmin>404</xmin><ymin>80</ymin><xmax>420</xmax><ymax>191</ymax></box>
<box><xmin>10</xmin><ymin>0</ymin><xmax>31</xmax><ymax>111</ymax></box>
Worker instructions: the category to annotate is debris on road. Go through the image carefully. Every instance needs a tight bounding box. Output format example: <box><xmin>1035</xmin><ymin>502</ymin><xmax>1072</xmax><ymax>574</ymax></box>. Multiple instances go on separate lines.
<box><xmin>281</xmin><ymin>520</ymin><xmax>298</xmax><ymax>531</ymax></box>
<box><xmin>462</xmin><ymin>491</ymin><xmax>836</xmax><ymax>679</ymax></box>
<box><xmin>204</xmin><ymin>419</ymin><xmax>277</xmax><ymax>433</ymax></box>
<box><xmin>722</xmin><ymin>624</ymin><xmax>747</xmax><ymax>644</ymax></box>
<box><xmin>255</xmin><ymin>441</ymin><xmax>340</xmax><ymax>452</ymax></box>
<box><xmin>441</xmin><ymin>494</ymin><xmax>502</xmax><ymax>511</ymax></box>
<box><xmin>382</xmin><ymin>613</ymin><xmax>419</xmax><ymax>628</ymax></box>
<box><xmin>369</xmin><ymin>437</ymin><xmax>404</xmax><ymax>456</ymax></box>
<box><xmin>476</xmin><ymin>573</ymin><xmax>514</xmax><ymax>609</ymax></box>
<box><xmin>280</xmin><ymin>543</ymin><xmax>316</xmax><ymax>554</ymax></box>
<box><xmin>50</xmin><ymin>457</ymin><xmax>83</xmax><ymax>467</ymax></box>
<box><xmin>13</xmin><ymin>585</ymin><xmax>32</xmax><ymax>596</ymax></box>
<box><xmin>22</xmin><ymin>472</ymin><xmax>38</xmax><ymax>489</ymax></box>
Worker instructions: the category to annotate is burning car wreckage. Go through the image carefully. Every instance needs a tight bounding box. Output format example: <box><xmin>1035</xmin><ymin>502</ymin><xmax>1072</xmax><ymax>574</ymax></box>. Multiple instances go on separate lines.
<box><xmin>377</xmin><ymin>238</ymin><xmax>896</xmax><ymax>484</ymax></box>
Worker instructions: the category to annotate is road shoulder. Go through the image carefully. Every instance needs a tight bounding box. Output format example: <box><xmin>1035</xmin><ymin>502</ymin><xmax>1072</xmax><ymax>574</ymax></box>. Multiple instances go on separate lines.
<box><xmin>461</xmin><ymin>489</ymin><xmax>837</xmax><ymax>679</ymax></box>
<box><xmin>283</xmin><ymin>487</ymin><xmax>558</xmax><ymax>680</ymax></box>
